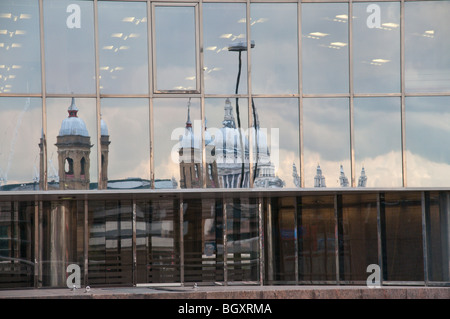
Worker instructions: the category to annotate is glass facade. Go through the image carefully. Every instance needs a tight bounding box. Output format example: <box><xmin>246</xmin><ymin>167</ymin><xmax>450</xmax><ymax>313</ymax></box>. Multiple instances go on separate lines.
<box><xmin>0</xmin><ymin>0</ymin><xmax>449</xmax><ymax>289</ymax></box>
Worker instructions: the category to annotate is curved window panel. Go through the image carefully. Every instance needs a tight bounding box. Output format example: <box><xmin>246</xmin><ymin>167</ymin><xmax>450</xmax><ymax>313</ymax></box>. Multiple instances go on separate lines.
<box><xmin>303</xmin><ymin>98</ymin><xmax>350</xmax><ymax>188</ymax></box>
<box><xmin>252</xmin><ymin>98</ymin><xmax>299</xmax><ymax>188</ymax></box>
<box><xmin>353</xmin><ymin>2</ymin><xmax>400</xmax><ymax>94</ymax></box>
<box><xmin>100</xmin><ymin>98</ymin><xmax>150</xmax><ymax>189</ymax></box>
<box><xmin>406</xmin><ymin>97</ymin><xmax>450</xmax><ymax>187</ymax></box>
<box><xmin>153</xmin><ymin>98</ymin><xmax>201</xmax><ymax>189</ymax></box>
<box><xmin>44</xmin><ymin>0</ymin><xmax>95</xmax><ymax>94</ymax></box>
<box><xmin>405</xmin><ymin>1</ymin><xmax>450</xmax><ymax>93</ymax></box>
<box><xmin>46</xmin><ymin>98</ymin><xmax>97</xmax><ymax>190</ymax></box>
<box><xmin>98</xmin><ymin>1</ymin><xmax>148</xmax><ymax>94</ymax></box>
<box><xmin>205</xmin><ymin>98</ymin><xmax>249</xmax><ymax>189</ymax></box>
<box><xmin>154</xmin><ymin>6</ymin><xmax>197</xmax><ymax>92</ymax></box>
<box><xmin>354</xmin><ymin>97</ymin><xmax>402</xmax><ymax>187</ymax></box>
<box><xmin>203</xmin><ymin>3</ymin><xmax>247</xmax><ymax>95</ymax></box>
<box><xmin>251</xmin><ymin>3</ymin><xmax>298</xmax><ymax>94</ymax></box>
<box><xmin>302</xmin><ymin>3</ymin><xmax>349</xmax><ymax>94</ymax></box>
<box><xmin>0</xmin><ymin>98</ymin><xmax>41</xmax><ymax>191</ymax></box>
<box><xmin>0</xmin><ymin>0</ymin><xmax>40</xmax><ymax>94</ymax></box>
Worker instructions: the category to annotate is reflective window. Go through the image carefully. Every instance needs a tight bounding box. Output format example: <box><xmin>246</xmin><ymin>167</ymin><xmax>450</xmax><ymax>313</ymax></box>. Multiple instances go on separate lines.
<box><xmin>252</xmin><ymin>98</ymin><xmax>299</xmax><ymax>188</ymax></box>
<box><xmin>302</xmin><ymin>3</ymin><xmax>349</xmax><ymax>94</ymax></box>
<box><xmin>303</xmin><ymin>98</ymin><xmax>350</xmax><ymax>188</ymax></box>
<box><xmin>100</xmin><ymin>98</ymin><xmax>150</xmax><ymax>189</ymax></box>
<box><xmin>353</xmin><ymin>2</ymin><xmax>400</xmax><ymax>93</ymax></box>
<box><xmin>153</xmin><ymin>98</ymin><xmax>200</xmax><ymax>189</ymax></box>
<box><xmin>98</xmin><ymin>1</ymin><xmax>148</xmax><ymax>94</ymax></box>
<box><xmin>0</xmin><ymin>98</ymin><xmax>42</xmax><ymax>190</ymax></box>
<box><xmin>405</xmin><ymin>1</ymin><xmax>450</xmax><ymax>93</ymax></box>
<box><xmin>44</xmin><ymin>0</ymin><xmax>95</xmax><ymax>94</ymax></box>
<box><xmin>0</xmin><ymin>0</ymin><xmax>41</xmax><ymax>94</ymax></box>
<box><xmin>382</xmin><ymin>193</ymin><xmax>424</xmax><ymax>282</ymax></box>
<box><xmin>354</xmin><ymin>97</ymin><xmax>402</xmax><ymax>187</ymax></box>
<box><xmin>205</xmin><ymin>98</ymin><xmax>249</xmax><ymax>189</ymax></box>
<box><xmin>226</xmin><ymin>198</ymin><xmax>259</xmax><ymax>283</ymax></box>
<box><xmin>203</xmin><ymin>3</ymin><xmax>247</xmax><ymax>95</ymax></box>
<box><xmin>88</xmin><ymin>200</ymin><xmax>133</xmax><ymax>286</ymax></box>
<box><xmin>0</xmin><ymin>201</ymin><xmax>35</xmax><ymax>288</ymax></box>
<box><xmin>46</xmin><ymin>98</ymin><xmax>97</xmax><ymax>190</ymax></box>
<box><xmin>405</xmin><ymin>97</ymin><xmax>450</xmax><ymax>187</ymax></box>
<box><xmin>154</xmin><ymin>6</ymin><xmax>197</xmax><ymax>92</ymax></box>
<box><xmin>41</xmin><ymin>200</ymin><xmax>84</xmax><ymax>287</ymax></box>
<box><xmin>251</xmin><ymin>3</ymin><xmax>298</xmax><ymax>94</ymax></box>
<box><xmin>340</xmin><ymin>194</ymin><xmax>378</xmax><ymax>281</ymax></box>
<box><xmin>298</xmin><ymin>196</ymin><xmax>336</xmax><ymax>282</ymax></box>
<box><xmin>136</xmin><ymin>200</ymin><xmax>181</xmax><ymax>284</ymax></box>
<box><xmin>184</xmin><ymin>199</ymin><xmax>224</xmax><ymax>283</ymax></box>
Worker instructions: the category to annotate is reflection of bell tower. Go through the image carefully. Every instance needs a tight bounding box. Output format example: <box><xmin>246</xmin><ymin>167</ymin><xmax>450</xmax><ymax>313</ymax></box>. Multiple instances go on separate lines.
<box><xmin>179</xmin><ymin>100</ymin><xmax>218</xmax><ymax>189</ymax></box>
<box><xmin>55</xmin><ymin>98</ymin><xmax>92</xmax><ymax>190</ymax></box>
<box><xmin>100</xmin><ymin>117</ymin><xmax>110</xmax><ymax>189</ymax></box>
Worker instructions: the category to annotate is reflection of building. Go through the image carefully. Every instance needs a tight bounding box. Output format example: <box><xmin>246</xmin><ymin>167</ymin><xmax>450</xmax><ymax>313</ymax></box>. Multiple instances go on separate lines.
<box><xmin>339</xmin><ymin>164</ymin><xmax>349</xmax><ymax>187</ymax></box>
<box><xmin>55</xmin><ymin>98</ymin><xmax>93</xmax><ymax>190</ymax></box>
<box><xmin>358</xmin><ymin>166</ymin><xmax>368</xmax><ymax>187</ymax></box>
<box><xmin>314</xmin><ymin>164</ymin><xmax>326</xmax><ymax>188</ymax></box>
<box><xmin>179</xmin><ymin>98</ymin><xmax>284</xmax><ymax>188</ymax></box>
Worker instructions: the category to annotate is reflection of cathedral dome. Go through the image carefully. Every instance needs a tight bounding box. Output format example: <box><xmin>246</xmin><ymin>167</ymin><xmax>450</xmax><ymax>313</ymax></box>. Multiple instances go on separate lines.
<box><xmin>101</xmin><ymin>118</ymin><xmax>109</xmax><ymax>136</ymax></box>
<box><xmin>58</xmin><ymin>98</ymin><xmax>89</xmax><ymax>137</ymax></box>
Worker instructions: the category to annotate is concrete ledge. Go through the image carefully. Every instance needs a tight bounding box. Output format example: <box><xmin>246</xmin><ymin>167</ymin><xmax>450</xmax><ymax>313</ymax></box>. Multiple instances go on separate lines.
<box><xmin>0</xmin><ymin>285</ymin><xmax>449</xmax><ymax>299</ymax></box>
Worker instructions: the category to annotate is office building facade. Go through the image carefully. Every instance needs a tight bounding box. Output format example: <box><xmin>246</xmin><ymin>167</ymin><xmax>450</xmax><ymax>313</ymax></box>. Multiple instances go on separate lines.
<box><xmin>0</xmin><ymin>0</ymin><xmax>449</xmax><ymax>288</ymax></box>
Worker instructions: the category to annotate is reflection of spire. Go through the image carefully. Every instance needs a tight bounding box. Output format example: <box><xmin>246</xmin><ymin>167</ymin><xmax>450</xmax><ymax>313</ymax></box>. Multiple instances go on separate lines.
<box><xmin>292</xmin><ymin>163</ymin><xmax>300</xmax><ymax>187</ymax></box>
<box><xmin>222</xmin><ymin>98</ymin><xmax>236</xmax><ymax>128</ymax></box>
<box><xmin>314</xmin><ymin>164</ymin><xmax>326</xmax><ymax>188</ymax></box>
<box><xmin>358</xmin><ymin>166</ymin><xmax>367</xmax><ymax>187</ymax></box>
<box><xmin>339</xmin><ymin>164</ymin><xmax>349</xmax><ymax>187</ymax></box>
<box><xmin>186</xmin><ymin>98</ymin><xmax>192</xmax><ymax>129</ymax></box>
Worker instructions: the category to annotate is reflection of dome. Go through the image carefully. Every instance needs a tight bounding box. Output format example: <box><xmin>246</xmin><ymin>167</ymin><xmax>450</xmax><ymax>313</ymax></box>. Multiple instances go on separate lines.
<box><xmin>101</xmin><ymin>118</ymin><xmax>109</xmax><ymax>136</ymax></box>
<box><xmin>58</xmin><ymin>98</ymin><xmax>89</xmax><ymax>137</ymax></box>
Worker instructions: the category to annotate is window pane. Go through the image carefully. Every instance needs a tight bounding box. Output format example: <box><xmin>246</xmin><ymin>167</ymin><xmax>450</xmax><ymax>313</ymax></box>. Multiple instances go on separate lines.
<box><xmin>383</xmin><ymin>192</ymin><xmax>424</xmax><ymax>282</ymax></box>
<box><xmin>353</xmin><ymin>2</ymin><xmax>400</xmax><ymax>93</ymax></box>
<box><xmin>153</xmin><ymin>98</ymin><xmax>200</xmax><ymax>189</ymax></box>
<box><xmin>136</xmin><ymin>200</ymin><xmax>181</xmax><ymax>284</ymax></box>
<box><xmin>0</xmin><ymin>98</ymin><xmax>41</xmax><ymax>190</ymax></box>
<box><xmin>44</xmin><ymin>0</ymin><xmax>95</xmax><ymax>94</ymax></box>
<box><xmin>251</xmin><ymin>3</ymin><xmax>298</xmax><ymax>94</ymax></box>
<box><xmin>46</xmin><ymin>98</ymin><xmax>97</xmax><ymax>190</ymax></box>
<box><xmin>88</xmin><ymin>200</ymin><xmax>133</xmax><ymax>286</ymax></box>
<box><xmin>405</xmin><ymin>1</ymin><xmax>450</xmax><ymax>93</ymax></box>
<box><xmin>205</xmin><ymin>98</ymin><xmax>249</xmax><ymax>189</ymax></box>
<box><xmin>98</xmin><ymin>1</ymin><xmax>148</xmax><ymax>94</ymax></box>
<box><xmin>252</xmin><ymin>98</ymin><xmax>299</xmax><ymax>188</ymax></box>
<box><xmin>302</xmin><ymin>3</ymin><xmax>349</xmax><ymax>94</ymax></box>
<box><xmin>354</xmin><ymin>97</ymin><xmax>402</xmax><ymax>187</ymax></box>
<box><xmin>406</xmin><ymin>97</ymin><xmax>450</xmax><ymax>187</ymax></box>
<box><xmin>203</xmin><ymin>3</ymin><xmax>247</xmax><ymax>95</ymax></box>
<box><xmin>341</xmin><ymin>194</ymin><xmax>378</xmax><ymax>281</ymax></box>
<box><xmin>303</xmin><ymin>98</ymin><xmax>350</xmax><ymax>188</ymax></box>
<box><xmin>100</xmin><ymin>98</ymin><xmax>150</xmax><ymax>189</ymax></box>
<box><xmin>0</xmin><ymin>0</ymin><xmax>41</xmax><ymax>94</ymax></box>
<box><xmin>298</xmin><ymin>196</ymin><xmax>336</xmax><ymax>282</ymax></box>
<box><xmin>154</xmin><ymin>6</ymin><xmax>196</xmax><ymax>92</ymax></box>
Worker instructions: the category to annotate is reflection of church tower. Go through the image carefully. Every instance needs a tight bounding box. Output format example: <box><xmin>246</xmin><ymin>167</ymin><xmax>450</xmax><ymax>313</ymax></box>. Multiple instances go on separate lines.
<box><xmin>100</xmin><ymin>117</ymin><xmax>110</xmax><ymax>189</ymax></box>
<box><xmin>358</xmin><ymin>166</ymin><xmax>367</xmax><ymax>187</ymax></box>
<box><xmin>179</xmin><ymin>100</ymin><xmax>218</xmax><ymax>189</ymax></box>
<box><xmin>314</xmin><ymin>164</ymin><xmax>326</xmax><ymax>188</ymax></box>
<box><xmin>339</xmin><ymin>164</ymin><xmax>349</xmax><ymax>187</ymax></box>
<box><xmin>55</xmin><ymin>98</ymin><xmax>92</xmax><ymax>190</ymax></box>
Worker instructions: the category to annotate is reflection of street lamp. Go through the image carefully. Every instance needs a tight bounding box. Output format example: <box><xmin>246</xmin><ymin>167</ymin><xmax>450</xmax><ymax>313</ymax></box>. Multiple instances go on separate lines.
<box><xmin>228</xmin><ymin>40</ymin><xmax>255</xmax><ymax>188</ymax></box>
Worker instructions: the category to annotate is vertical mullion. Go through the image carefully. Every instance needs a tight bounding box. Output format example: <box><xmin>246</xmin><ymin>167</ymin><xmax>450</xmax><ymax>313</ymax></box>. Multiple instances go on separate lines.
<box><xmin>348</xmin><ymin>1</ymin><xmax>355</xmax><ymax>187</ymax></box>
<box><xmin>34</xmin><ymin>199</ymin><xmax>39</xmax><ymax>288</ymax></box>
<box><xmin>198</xmin><ymin>1</ymin><xmax>207</xmax><ymax>188</ymax></box>
<box><xmin>258</xmin><ymin>196</ymin><xmax>264</xmax><ymax>285</ymax></box>
<box><xmin>422</xmin><ymin>192</ymin><xmax>429</xmax><ymax>285</ymax></box>
<box><xmin>298</xmin><ymin>0</ymin><xmax>304</xmax><ymax>188</ymax></box>
<box><xmin>400</xmin><ymin>0</ymin><xmax>407</xmax><ymax>187</ymax></box>
<box><xmin>147</xmin><ymin>1</ymin><xmax>155</xmax><ymax>188</ymax></box>
<box><xmin>247</xmin><ymin>0</ymin><xmax>254</xmax><ymax>188</ymax></box>
<box><xmin>179</xmin><ymin>196</ymin><xmax>184</xmax><ymax>285</ymax></box>
<box><xmin>84</xmin><ymin>199</ymin><xmax>88</xmax><ymax>286</ymax></box>
<box><xmin>93</xmin><ymin>0</ymin><xmax>102</xmax><ymax>189</ymax></box>
<box><xmin>377</xmin><ymin>192</ymin><xmax>387</xmax><ymax>284</ymax></box>
<box><xmin>132</xmin><ymin>200</ymin><xmax>137</xmax><ymax>286</ymax></box>
<box><xmin>223</xmin><ymin>197</ymin><xmax>228</xmax><ymax>285</ymax></box>
<box><xmin>38</xmin><ymin>0</ymin><xmax>47</xmax><ymax>191</ymax></box>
